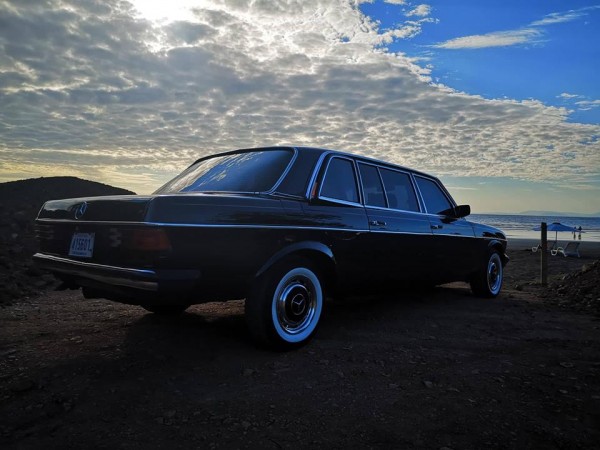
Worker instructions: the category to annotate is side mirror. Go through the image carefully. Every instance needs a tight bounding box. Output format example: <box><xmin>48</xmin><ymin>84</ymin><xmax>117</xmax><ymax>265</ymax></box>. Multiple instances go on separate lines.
<box><xmin>439</xmin><ymin>204</ymin><xmax>471</xmax><ymax>218</ymax></box>
<box><xmin>453</xmin><ymin>204</ymin><xmax>471</xmax><ymax>218</ymax></box>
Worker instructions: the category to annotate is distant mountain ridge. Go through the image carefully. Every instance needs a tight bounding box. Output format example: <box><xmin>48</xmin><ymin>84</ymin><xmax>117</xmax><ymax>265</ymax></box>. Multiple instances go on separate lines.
<box><xmin>518</xmin><ymin>211</ymin><xmax>600</xmax><ymax>218</ymax></box>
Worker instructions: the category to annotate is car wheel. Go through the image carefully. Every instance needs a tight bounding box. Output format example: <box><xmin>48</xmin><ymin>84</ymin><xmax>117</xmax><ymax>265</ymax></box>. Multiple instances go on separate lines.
<box><xmin>141</xmin><ymin>304</ymin><xmax>189</xmax><ymax>315</ymax></box>
<box><xmin>470</xmin><ymin>250</ymin><xmax>503</xmax><ymax>298</ymax></box>
<box><xmin>245</xmin><ymin>258</ymin><xmax>324</xmax><ymax>350</ymax></box>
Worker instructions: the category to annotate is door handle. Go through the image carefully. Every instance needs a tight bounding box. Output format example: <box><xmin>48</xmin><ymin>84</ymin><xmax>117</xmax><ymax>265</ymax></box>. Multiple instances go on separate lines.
<box><xmin>369</xmin><ymin>220</ymin><xmax>387</xmax><ymax>227</ymax></box>
<box><xmin>431</xmin><ymin>224</ymin><xmax>443</xmax><ymax>230</ymax></box>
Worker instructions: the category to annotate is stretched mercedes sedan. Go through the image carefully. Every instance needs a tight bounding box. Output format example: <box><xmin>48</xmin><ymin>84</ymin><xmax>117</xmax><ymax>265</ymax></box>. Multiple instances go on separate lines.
<box><xmin>34</xmin><ymin>147</ymin><xmax>508</xmax><ymax>349</ymax></box>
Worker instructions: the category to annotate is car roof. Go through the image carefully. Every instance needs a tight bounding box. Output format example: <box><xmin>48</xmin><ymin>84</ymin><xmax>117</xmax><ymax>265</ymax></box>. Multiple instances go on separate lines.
<box><xmin>187</xmin><ymin>146</ymin><xmax>443</xmax><ymax>198</ymax></box>
<box><xmin>292</xmin><ymin>146</ymin><xmax>438</xmax><ymax>180</ymax></box>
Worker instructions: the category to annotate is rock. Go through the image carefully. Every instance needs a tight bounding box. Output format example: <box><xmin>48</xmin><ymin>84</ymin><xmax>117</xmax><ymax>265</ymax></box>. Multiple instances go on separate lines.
<box><xmin>423</xmin><ymin>380</ymin><xmax>433</xmax><ymax>389</ymax></box>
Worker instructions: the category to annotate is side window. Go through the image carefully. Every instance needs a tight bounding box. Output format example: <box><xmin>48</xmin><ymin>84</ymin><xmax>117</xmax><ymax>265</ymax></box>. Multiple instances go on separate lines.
<box><xmin>320</xmin><ymin>158</ymin><xmax>359</xmax><ymax>204</ymax></box>
<box><xmin>379</xmin><ymin>168</ymin><xmax>420</xmax><ymax>212</ymax></box>
<box><xmin>358</xmin><ymin>163</ymin><xmax>386</xmax><ymax>207</ymax></box>
<box><xmin>415</xmin><ymin>176</ymin><xmax>452</xmax><ymax>214</ymax></box>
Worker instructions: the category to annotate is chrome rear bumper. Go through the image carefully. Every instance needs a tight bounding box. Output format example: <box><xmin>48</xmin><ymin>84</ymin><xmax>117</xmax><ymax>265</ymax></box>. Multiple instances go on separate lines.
<box><xmin>33</xmin><ymin>253</ymin><xmax>201</xmax><ymax>294</ymax></box>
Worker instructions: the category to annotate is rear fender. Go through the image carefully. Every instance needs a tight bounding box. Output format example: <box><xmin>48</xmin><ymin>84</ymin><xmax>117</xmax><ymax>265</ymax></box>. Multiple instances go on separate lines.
<box><xmin>255</xmin><ymin>241</ymin><xmax>336</xmax><ymax>282</ymax></box>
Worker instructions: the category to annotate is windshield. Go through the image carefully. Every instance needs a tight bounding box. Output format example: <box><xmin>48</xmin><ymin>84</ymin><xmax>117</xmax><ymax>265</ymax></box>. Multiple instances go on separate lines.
<box><xmin>154</xmin><ymin>149</ymin><xmax>295</xmax><ymax>194</ymax></box>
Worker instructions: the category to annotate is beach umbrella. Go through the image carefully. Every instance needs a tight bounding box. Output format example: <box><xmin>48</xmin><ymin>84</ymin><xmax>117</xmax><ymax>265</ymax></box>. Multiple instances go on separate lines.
<box><xmin>532</xmin><ymin>222</ymin><xmax>577</xmax><ymax>241</ymax></box>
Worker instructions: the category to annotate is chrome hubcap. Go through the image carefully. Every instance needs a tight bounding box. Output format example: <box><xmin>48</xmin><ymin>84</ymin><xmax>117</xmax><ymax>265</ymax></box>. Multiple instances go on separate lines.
<box><xmin>487</xmin><ymin>254</ymin><xmax>502</xmax><ymax>294</ymax></box>
<box><xmin>275</xmin><ymin>277</ymin><xmax>316</xmax><ymax>335</ymax></box>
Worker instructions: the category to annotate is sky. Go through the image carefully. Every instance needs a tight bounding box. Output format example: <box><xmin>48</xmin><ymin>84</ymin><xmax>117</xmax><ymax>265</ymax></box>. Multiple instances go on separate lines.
<box><xmin>0</xmin><ymin>0</ymin><xmax>599</xmax><ymax>214</ymax></box>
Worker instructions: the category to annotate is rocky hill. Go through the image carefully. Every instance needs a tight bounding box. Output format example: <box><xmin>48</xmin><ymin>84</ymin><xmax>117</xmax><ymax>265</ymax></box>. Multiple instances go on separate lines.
<box><xmin>0</xmin><ymin>177</ymin><xmax>135</xmax><ymax>304</ymax></box>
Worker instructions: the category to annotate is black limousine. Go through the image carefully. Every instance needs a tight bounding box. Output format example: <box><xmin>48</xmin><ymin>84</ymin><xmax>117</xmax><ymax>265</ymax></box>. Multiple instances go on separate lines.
<box><xmin>34</xmin><ymin>147</ymin><xmax>508</xmax><ymax>349</ymax></box>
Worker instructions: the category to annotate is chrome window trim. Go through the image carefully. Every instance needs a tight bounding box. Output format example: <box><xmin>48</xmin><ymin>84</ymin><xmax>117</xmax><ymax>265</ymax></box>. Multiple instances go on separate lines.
<box><xmin>265</xmin><ymin>147</ymin><xmax>299</xmax><ymax>194</ymax></box>
<box><xmin>413</xmin><ymin>174</ymin><xmax>457</xmax><ymax>216</ymax></box>
<box><xmin>356</xmin><ymin>161</ymin><xmax>387</xmax><ymax>209</ymax></box>
<box><xmin>304</xmin><ymin>151</ymin><xmax>331</xmax><ymax>199</ymax></box>
<box><xmin>411</xmin><ymin>173</ymin><xmax>427</xmax><ymax>213</ymax></box>
<box><xmin>317</xmin><ymin>155</ymin><xmax>363</xmax><ymax>205</ymax></box>
<box><xmin>376</xmin><ymin>165</ymin><xmax>422</xmax><ymax>214</ymax></box>
<box><xmin>356</xmin><ymin>160</ymin><xmax>422</xmax><ymax>214</ymax></box>
<box><xmin>314</xmin><ymin>197</ymin><xmax>364</xmax><ymax>208</ymax></box>
<box><xmin>359</xmin><ymin>204</ymin><xmax>432</xmax><ymax>218</ymax></box>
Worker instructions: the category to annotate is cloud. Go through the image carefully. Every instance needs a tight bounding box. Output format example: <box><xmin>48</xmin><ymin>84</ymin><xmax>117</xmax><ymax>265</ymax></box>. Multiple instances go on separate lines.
<box><xmin>0</xmin><ymin>0</ymin><xmax>598</xmax><ymax>195</ymax></box>
<box><xmin>575</xmin><ymin>99</ymin><xmax>600</xmax><ymax>110</ymax></box>
<box><xmin>434</xmin><ymin>29</ymin><xmax>541</xmax><ymax>49</ymax></box>
<box><xmin>405</xmin><ymin>4</ymin><xmax>431</xmax><ymax>18</ymax></box>
<box><xmin>558</xmin><ymin>93</ymin><xmax>581</xmax><ymax>99</ymax></box>
<box><xmin>530</xmin><ymin>7</ymin><xmax>600</xmax><ymax>26</ymax></box>
<box><xmin>444</xmin><ymin>186</ymin><xmax>477</xmax><ymax>191</ymax></box>
<box><xmin>558</xmin><ymin>93</ymin><xmax>600</xmax><ymax>111</ymax></box>
<box><xmin>434</xmin><ymin>5</ymin><xmax>598</xmax><ymax>50</ymax></box>
<box><xmin>377</xmin><ymin>17</ymin><xmax>437</xmax><ymax>42</ymax></box>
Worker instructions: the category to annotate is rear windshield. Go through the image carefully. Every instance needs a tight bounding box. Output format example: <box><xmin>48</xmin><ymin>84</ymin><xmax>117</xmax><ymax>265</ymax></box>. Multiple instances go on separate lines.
<box><xmin>154</xmin><ymin>149</ymin><xmax>294</xmax><ymax>194</ymax></box>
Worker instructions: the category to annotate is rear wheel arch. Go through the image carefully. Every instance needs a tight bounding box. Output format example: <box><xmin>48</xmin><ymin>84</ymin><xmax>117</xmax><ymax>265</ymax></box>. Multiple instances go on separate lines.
<box><xmin>255</xmin><ymin>241</ymin><xmax>337</xmax><ymax>289</ymax></box>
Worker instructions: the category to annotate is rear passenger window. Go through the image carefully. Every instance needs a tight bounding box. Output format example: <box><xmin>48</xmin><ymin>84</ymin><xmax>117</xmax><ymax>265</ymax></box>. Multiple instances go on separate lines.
<box><xmin>320</xmin><ymin>158</ymin><xmax>359</xmax><ymax>204</ymax></box>
<box><xmin>379</xmin><ymin>168</ymin><xmax>419</xmax><ymax>212</ymax></box>
<box><xmin>415</xmin><ymin>176</ymin><xmax>452</xmax><ymax>214</ymax></box>
<box><xmin>358</xmin><ymin>163</ymin><xmax>386</xmax><ymax>207</ymax></box>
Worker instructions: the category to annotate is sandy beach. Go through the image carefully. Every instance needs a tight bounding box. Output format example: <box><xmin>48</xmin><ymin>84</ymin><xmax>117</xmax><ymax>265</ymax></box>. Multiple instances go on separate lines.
<box><xmin>507</xmin><ymin>237</ymin><xmax>600</xmax><ymax>254</ymax></box>
<box><xmin>505</xmin><ymin>238</ymin><xmax>600</xmax><ymax>290</ymax></box>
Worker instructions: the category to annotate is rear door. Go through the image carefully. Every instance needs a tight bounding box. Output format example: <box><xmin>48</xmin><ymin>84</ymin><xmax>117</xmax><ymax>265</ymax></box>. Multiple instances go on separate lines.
<box><xmin>357</xmin><ymin>162</ymin><xmax>432</xmax><ymax>285</ymax></box>
<box><xmin>302</xmin><ymin>156</ymin><xmax>370</xmax><ymax>290</ymax></box>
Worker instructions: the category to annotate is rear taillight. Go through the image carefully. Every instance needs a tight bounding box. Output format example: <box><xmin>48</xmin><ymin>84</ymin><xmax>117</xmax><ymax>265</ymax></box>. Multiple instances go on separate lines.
<box><xmin>128</xmin><ymin>228</ymin><xmax>171</xmax><ymax>251</ymax></box>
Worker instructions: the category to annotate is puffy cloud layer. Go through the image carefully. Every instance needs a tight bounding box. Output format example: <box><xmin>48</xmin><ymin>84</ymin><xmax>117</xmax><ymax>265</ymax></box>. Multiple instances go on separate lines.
<box><xmin>0</xmin><ymin>0</ymin><xmax>598</xmax><ymax>194</ymax></box>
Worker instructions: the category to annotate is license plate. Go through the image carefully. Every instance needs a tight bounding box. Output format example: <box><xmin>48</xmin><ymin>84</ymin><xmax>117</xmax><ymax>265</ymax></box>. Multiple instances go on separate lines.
<box><xmin>69</xmin><ymin>232</ymin><xmax>95</xmax><ymax>258</ymax></box>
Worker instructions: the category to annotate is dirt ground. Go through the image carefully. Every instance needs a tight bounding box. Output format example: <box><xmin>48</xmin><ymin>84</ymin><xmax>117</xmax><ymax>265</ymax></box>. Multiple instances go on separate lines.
<box><xmin>1</xmin><ymin>247</ymin><xmax>599</xmax><ymax>449</ymax></box>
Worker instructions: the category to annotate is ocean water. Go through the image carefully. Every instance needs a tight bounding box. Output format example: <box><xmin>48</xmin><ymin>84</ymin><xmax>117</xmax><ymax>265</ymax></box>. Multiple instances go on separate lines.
<box><xmin>470</xmin><ymin>214</ymin><xmax>600</xmax><ymax>243</ymax></box>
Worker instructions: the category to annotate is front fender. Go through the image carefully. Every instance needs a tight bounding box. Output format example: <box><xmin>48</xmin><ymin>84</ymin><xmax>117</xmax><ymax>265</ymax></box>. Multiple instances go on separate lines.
<box><xmin>487</xmin><ymin>239</ymin><xmax>509</xmax><ymax>266</ymax></box>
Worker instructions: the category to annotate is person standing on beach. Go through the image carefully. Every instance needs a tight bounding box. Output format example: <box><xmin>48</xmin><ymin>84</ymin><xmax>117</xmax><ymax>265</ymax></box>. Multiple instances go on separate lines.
<box><xmin>578</xmin><ymin>226</ymin><xmax>582</xmax><ymax>240</ymax></box>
